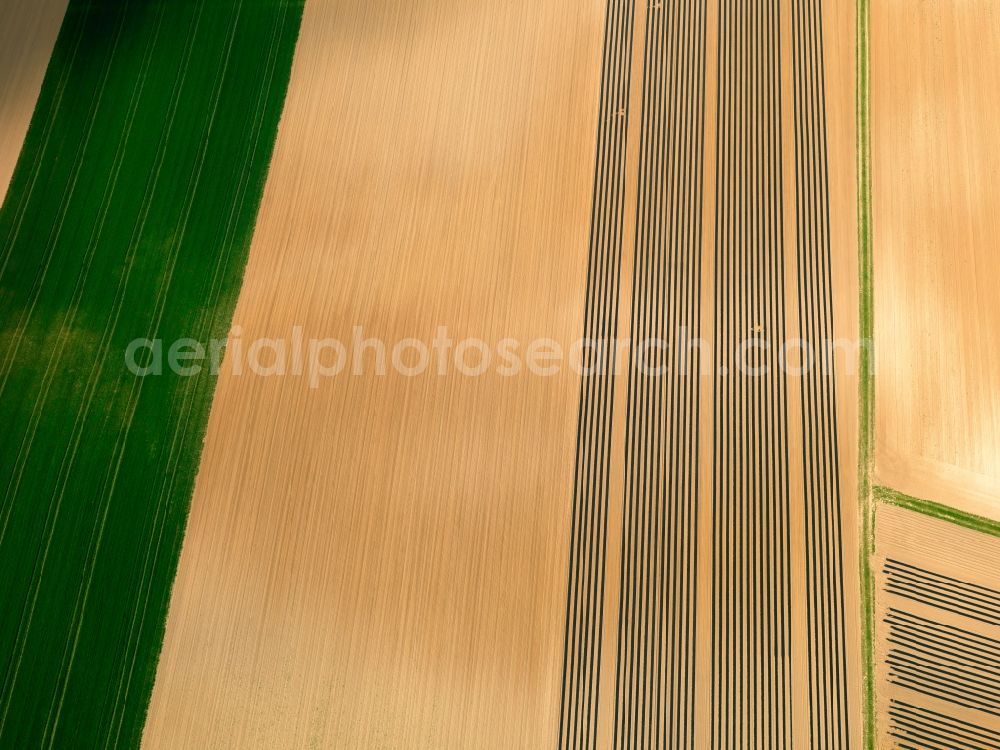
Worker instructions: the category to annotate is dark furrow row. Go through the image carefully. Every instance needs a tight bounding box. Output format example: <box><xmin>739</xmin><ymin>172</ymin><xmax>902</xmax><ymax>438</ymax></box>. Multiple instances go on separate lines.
<box><xmin>882</xmin><ymin>563</ymin><xmax>1000</xmax><ymax>738</ymax></box>
<box><xmin>561</xmin><ymin>1</ymin><xmax>855</xmax><ymax>744</ymax></box>
<box><xmin>886</xmin><ymin>609</ymin><xmax>1000</xmax><ymax>674</ymax></box>
<box><xmin>887</xmin><ymin>659</ymin><xmax>1000</xmax><ymax>716</ymax></box>
<box><xmin>889</xmin><ymin>700</ymin><xmax>1000</xmax><ymax>750</ymax></box>
<box><xmin>885</xmin><ymin>607</ymin><xmax>1000</xmax><ymax>720</ymax></box>
<box><xmin>885</xmin><ymin>560</ymin><xmax>1000</xmax><ymax>628</ymax></box>
<box><xmin>711</xmin><ymin>1</ymin><xmax>793</xmax><ymax>747</ymax></box>
<box><xmin>611</xmin><ymin>0</ymin><xmax>707</xmax><ymax>747</ymax></box>
<box><xmin>789</xmin><ymin>0</ymin><xmax>851</xmax><ymax>745</ymax></box>
<box><xmin>883</xmin><ymin>560</ymin><xmax>1000</xmax><ymax>626</ymax></box>
<box><xmin>558</xmin><ymin>0</ymin><xmax>637</xmax><ymax>747</ymax></box>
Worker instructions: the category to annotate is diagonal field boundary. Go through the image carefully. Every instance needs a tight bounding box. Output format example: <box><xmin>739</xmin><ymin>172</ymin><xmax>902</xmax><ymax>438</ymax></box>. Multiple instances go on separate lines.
<box><xmin>0</xmin><ymin>1</ymin><xmax>303</xmax><ymax>746</ymax></box>
<box><xmin>875</xmin><ymin>487</ymin><xmax>1000</xmax><ymax>540</ymax></box>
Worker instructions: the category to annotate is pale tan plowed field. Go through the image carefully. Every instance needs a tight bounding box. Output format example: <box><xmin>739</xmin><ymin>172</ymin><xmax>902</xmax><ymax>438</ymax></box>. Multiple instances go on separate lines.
<box><xmin>0</xmin><ymin>0</ymin><xmax>68</xmax><ymax>205</ymax></box>
<box><xmin>871</xmin><ymin>0</ymin><xmax>1000</xmax><ymax>519</ymax></box>
<box><xmin>145</xmin><ymin>0</ymin><xmax>864</xmax><ymax>747</ymax></box>
<box><xmin>143</xmin><ymin>1</ymin><xmax>606</xmax><ymax>747</ymax></box>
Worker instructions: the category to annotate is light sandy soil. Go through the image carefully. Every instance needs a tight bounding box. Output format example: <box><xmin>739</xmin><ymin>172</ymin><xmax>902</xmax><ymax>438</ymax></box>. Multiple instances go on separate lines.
<box><xmin>873</xmin><ymin>503</ymin><xmax>1000</xmax><ymax>744</ymax></box>
<box><xmin>871</xmin><ymin>0</ymin><xmax>1000</xmax><ymax>519</ymax></box>
<box><xmin>0</xmin><ymin>0</ymin><xmax>68</xmax><ymax>206</ymax></box>
<box><xmin>145</xmin><ymin>0</ymin><xmax>863</xmax><ymax>747</ymax></box>
<box><xmin>661</xmin><ymin>1</ymin><xmax>862</xmax><ymax>746</ymax></box>
<box><xmin>143</xmin><ymin>0</ymin><xmax>606</xmax><ymax>747</ymax></box>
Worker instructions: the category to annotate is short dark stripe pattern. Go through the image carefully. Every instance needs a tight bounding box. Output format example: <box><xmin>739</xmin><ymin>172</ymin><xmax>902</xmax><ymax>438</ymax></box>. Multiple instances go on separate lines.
<box><xmin>888</xmin><ymin>700</ymin><xmax>1000</xmax><ymax>750</ymax></box>
<box><xmin>790</xmin><ymin>0</ymin><xmax>851</xmax><ymax>745</ymax></box>
<box><xmin>611</xmin><ymin>0</ymin><xmax>707</xmax><ymax>747</ymax></box>
<box><xmin>885</xmin><ymin>560</ymin><xmax>1000</xmax><ymax>628</ymax></box>
<box><xmin>881</xmin><ymin>559</ymin><xmax>1000</xmax><ymax>744</ymax></box>
<box><xmin>710</xmin><ymin>1</ymin><xmax>794</xmax><ymax>747</ymax></box>
<box><xmin>558</xmin><ymin>0</ymin><xmax>637</xmax><ymax>747</ymax></box>
<box><xmin>885</xmin><ymin>606</ymin><xmax>1000</xmax><ymax>718</ymax></box>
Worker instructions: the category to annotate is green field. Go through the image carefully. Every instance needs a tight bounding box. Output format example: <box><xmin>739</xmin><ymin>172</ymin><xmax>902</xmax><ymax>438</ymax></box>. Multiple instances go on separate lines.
<box><xmin>0</xmin><ymin>1</ymin><xmax>303</xmax><ymax>745</ymax></box>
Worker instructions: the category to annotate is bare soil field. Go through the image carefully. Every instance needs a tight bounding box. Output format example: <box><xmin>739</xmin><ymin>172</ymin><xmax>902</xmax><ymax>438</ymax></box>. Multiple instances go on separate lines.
<box><xmin>145</xmin><ymin>0</ymin><xmax>863</xmax><ymax>747</ymax></box>
<box><xmin>0</xmin><ymin>0</ymin><xmax>68</xmax><ymax>205</ymax></box>
<box><xmin>871</xmin><ymin>0</ymin><xmax>1000</xmax><ymax>519</ymax></box>
<box><xmin>143</xmin><ymin>1</ymin><xmax>606</xmax><ymax>747</ymax></box>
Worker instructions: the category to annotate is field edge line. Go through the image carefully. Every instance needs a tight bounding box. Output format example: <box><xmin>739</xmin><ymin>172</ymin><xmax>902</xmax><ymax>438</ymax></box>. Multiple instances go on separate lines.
<box><xmin>855</xmin><ymin>0</ymin><xmax>876</xmax><ymax>746</ymax></box>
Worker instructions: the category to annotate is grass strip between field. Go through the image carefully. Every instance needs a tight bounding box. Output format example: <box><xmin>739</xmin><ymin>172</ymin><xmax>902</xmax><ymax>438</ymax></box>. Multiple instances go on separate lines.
<box><xmin>855</xmin><ymin>3</ymin><xmax>1000</xmax><ymax>744</ymax></box>
<box><xmin>875</xmin><ymin>486</ymin><xmax>1000</xmax><ymax>538</ymax></box>
<box><xmin>855</xmin><ymin>0</ymin><xmax>876</xmax><ymax>747</ymax></box>
<box><xmin>0</xmin><ymin>1</ymin><xmax>303</xmax><ymax>746</ymax></box>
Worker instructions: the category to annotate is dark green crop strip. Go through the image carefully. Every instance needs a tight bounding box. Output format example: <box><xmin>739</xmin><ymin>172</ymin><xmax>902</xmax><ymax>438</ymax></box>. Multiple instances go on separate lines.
<box><xmin>0</xmin><ymin>2</ymin><xmax>303</xmax><ymax>746</ymax></box>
